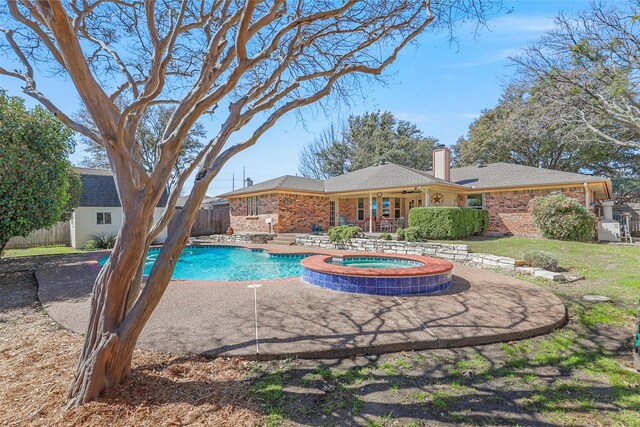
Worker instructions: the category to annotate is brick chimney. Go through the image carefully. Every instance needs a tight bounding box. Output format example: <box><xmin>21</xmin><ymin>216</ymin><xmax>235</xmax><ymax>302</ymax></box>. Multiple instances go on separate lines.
<box><xmin>432</xmin><ymin>144</ymin><xmax>451</xmax><ymax>181</ymax></box>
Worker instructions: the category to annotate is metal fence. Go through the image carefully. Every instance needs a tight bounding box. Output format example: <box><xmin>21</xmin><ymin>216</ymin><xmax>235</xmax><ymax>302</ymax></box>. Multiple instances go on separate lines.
<box><xmin>5</xmin><ymin>221</ymin><xmax>71</xmax><ymax>249</ymax></box>
<box><xmin>613</xmin><ymin>203</ymin><xmax>640</xmax><ymax>235</ymax></box>
<box><xmin>169</xmin><ymin>206</ymin><xmax>230</xmax><ymax>237</ymax></box>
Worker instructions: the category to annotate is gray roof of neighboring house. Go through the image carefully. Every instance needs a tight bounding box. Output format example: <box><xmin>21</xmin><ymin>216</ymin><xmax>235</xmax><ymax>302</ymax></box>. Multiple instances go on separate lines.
<box><xmin>175</xmin><ymin>195</ymin><xmax>229</xmax><ymax>208</ymax></box>
<box><xmin>448</xmin><ymin>162</ymin><xmax>608</xmax><ymax>190</ymax></box>
<box><xmin>219</xmin><ymin>175</ymin><xmax>326</xmax><ymax>197</ymax></box>
<box><xmin>74</xmin><ymin>167</ymin><xmax>169</xmax><ymax>207</ymax></box>
<box><xmin>218</xmin><ymin>161</ymin><xmax>609</xmax><ymax>197</ymax></box>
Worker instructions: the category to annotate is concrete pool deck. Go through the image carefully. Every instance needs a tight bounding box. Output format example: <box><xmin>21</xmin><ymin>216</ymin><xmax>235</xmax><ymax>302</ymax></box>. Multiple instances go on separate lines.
<box><xmin>37</xmin><ymin>244</ymin><xmax>566</xmax><ymax>359</ymax></box>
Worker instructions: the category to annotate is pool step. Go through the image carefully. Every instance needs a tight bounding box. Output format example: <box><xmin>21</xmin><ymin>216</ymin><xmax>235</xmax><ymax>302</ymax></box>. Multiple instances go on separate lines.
<box><xmin>271</xmin><ymin>235</ymin><xmax>297</xmax><ymax>246</ymax></box>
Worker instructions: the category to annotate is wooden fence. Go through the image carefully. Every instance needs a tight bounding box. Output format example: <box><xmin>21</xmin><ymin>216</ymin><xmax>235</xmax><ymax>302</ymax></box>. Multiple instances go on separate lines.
<box><xmin>613</xmin><ymin>203</ymin><xmax>640</xmax><ymax>235</ymax></box>
<box><xmin>5</xmin><ymin>221</ymin><xmax>71</xmax><ymax>249</ymax></box>
<box><xmin>169</xmin><ymin>206</ymin><xmax>230</xmax><ymax>237</ymax></box>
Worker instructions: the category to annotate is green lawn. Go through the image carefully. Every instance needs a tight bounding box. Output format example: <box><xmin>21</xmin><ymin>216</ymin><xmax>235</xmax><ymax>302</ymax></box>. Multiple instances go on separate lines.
<box><xmin>3</xmin><ymin>245</ymin><xmax>87</xmax><ymax>258</ymax></box>
<box><xmin>434</xmin><ymin>237</ymin><xmax>640</xmax><ymax>303</ymax></box>
<box><xmin>250</xmin><ymin>236</ymin><xmax>640</xmax><ymax>426</ymax></box>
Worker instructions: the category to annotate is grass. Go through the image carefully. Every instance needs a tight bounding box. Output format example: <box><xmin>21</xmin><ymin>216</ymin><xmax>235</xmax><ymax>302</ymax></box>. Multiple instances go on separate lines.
<box><xmin>3</xmin><ymin>245</ymin><xmax>87</xmax><ymax>258</ymax></box>
<box><xmin>434</xmin><ymin>236</ymin><xmax>640</xmax><ymax>302</ymax></box>
<box><xmin>250</xmin><ymin>369</ymin><xmax>285</xmax><ymax>426</ymax></box>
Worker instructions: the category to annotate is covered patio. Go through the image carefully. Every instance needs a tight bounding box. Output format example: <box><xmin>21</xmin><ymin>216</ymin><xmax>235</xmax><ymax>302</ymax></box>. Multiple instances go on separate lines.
<box><xmin>330</xmin><ymin>185</ymin><xmax>464</xmax><ymax>232</ymax></box>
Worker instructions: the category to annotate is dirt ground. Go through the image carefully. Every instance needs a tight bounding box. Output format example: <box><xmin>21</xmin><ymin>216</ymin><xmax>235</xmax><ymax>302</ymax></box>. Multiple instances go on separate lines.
<box><xmin>1</xmin><ymin>255</ymin><xmax>637</xmax><ymax>426</ymax></box>
<box><xmin>0</xmin><ymin>255</ymin><xmax>261</xmax><ymax>427</ymax></box>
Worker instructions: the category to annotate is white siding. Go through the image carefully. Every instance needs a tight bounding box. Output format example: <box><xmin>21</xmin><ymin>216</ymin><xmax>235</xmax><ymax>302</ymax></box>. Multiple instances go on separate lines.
<box><xmin>71</xmin><ymin>207</ymin><xmax>167</xmax><ymax>248</ymax></box>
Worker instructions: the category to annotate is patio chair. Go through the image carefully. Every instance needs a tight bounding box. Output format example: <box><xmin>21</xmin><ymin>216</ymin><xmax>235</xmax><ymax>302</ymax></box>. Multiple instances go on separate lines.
<box><xmin>380</xmin><ymin>219</ymin><xmax>393</xmax><ymax>233</ymax></box>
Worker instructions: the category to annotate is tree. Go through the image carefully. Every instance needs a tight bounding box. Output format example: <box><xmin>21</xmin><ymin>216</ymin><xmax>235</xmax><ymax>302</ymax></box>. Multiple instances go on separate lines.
<box><xmin>298</xmin><ymin>111</ymin><xmax>439</xmax><ymax>178</ymax></box>
<box><xmin>0</xmin><ymin>0</ymin><xmax>498</xmax><ymax>405</ymax></box>
<box><xmin>512</xmin><ymin>0</ymin><xmax>640</xmax><ymax>149</ymax></box>
<box><xmin>452</xmin><ymin>80</ymin><xmax>640</xmax><ymax>176</ymax></box>
<box><xmin>80</xmin><ymin>105</ymin><xmax>205</xmax><ymax>192</ymax></box>
<box><xmin>0</xmin><ymin>92</ymin><xmax>80</xmax><ymax>254</ymax></box>
<box><xmin>298</xmin><ymin>123</ymin><xmax>349</xmax><ymax>179</ymax></box>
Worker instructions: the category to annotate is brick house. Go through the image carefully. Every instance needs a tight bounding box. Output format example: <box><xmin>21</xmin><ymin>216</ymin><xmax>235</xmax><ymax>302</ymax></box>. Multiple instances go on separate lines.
<box><xmin>219</xmin><ymin>147</ymin><xmax>611</xmax><ymax>236</ymax></box>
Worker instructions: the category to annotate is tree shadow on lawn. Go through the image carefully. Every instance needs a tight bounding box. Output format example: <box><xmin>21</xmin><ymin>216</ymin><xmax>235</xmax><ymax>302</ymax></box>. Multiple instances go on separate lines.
<box><xmin>120</xmin><ymin>331</ymin><xmax>636</xmax><ymax>427</ymax></box>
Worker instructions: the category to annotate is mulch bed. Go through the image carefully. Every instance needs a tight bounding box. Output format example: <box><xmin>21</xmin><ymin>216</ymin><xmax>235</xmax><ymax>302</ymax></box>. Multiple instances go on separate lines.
<box><xmin>0</xmin><ymin>256</ymin><xmax>261</xmax><ymax>426</ymax></box>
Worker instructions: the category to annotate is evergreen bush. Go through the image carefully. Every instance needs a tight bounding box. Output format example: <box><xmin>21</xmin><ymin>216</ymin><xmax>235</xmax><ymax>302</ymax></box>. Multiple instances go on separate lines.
<box><xmin>531</xmin><ymin>194</ymin><xmax>596</xmax><ymax>241</ymax></box>
<box><xmin>523</xmin><ymin>250</ymin><xmax>559</xmax><ymax>271</ymax></box>
<box><xmin>327</xmin><ymin>225</ymin><xmax>364</xmax><ymax>243</ymax></box>
<box><xmin>408</xmin><ymin>207</ymin><xmax>488</xmax><ymax>239</ymax></box>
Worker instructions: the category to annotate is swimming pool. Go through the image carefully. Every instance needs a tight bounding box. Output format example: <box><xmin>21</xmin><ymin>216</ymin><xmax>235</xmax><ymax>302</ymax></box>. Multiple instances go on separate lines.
<box><xmin>98</xmin><ymin>246</ymin><xmax>308</xmax><ymax>281</ymax></box>
<box><xmin>330</xmin><ymin>257</ymin><xmax>422</xmax><ymax>269</ymax></box>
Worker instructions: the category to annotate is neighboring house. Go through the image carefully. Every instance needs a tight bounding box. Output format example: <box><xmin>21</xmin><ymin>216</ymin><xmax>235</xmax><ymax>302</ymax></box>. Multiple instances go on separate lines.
<box><xmin>175</xmin><ymin>195</ymin><xmax>230</xmax><ymax>210</ymax></box>
<box><xmin>219</xmin><ymin>146</ymin><xmax>612</xmax><ymax>237</ymax></box>
<box><xmin>70</xmin><ymin>168</ymin><xmax>168</xmax><ymax>248</ymax></box>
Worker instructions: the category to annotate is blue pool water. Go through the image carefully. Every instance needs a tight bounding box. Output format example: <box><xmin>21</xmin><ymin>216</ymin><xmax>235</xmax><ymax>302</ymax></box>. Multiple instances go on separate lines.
<box><xmin>98</xmin><ymin>246</ymin><xmax>307</xmax><ymax>281</ymax></box>
<box><xmin>330</xmin><ymin>257</ymin><xmax>421</xmax><ymax>269</ymax></box>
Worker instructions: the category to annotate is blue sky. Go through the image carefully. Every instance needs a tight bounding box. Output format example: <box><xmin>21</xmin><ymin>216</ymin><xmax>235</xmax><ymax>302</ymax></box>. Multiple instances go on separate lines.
<box><xmin>0</xmin><ymin>0</ymin><xmax>595</xmax><ymax>196</ymax></box>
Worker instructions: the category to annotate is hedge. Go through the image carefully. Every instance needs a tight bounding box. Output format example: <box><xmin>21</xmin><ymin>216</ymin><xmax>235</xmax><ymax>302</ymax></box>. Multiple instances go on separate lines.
<box><xmin>408</xmin><ymin>207</ymin><xmax>489</xmax><ymax>239</ymax></box>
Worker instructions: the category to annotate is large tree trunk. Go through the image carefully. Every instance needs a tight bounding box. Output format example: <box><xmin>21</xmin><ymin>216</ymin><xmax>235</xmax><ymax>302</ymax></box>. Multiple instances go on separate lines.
<box><xmin>67</xmin><ymin>181</ymin><xmax>208</xmax><ymax>406</ymax></box>
<box><xmin>67</xmin><ymin>203</ymin><xmax>152</xmax><ymax>405</ymax></box>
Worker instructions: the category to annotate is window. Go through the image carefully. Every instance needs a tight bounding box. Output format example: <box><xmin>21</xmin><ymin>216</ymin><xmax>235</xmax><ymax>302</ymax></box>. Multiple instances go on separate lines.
<box><xmin>466</xmin><ymin>194</ymin><xmax>483</xmax><ymax>209</ymax></box>
<box><xmin>394</xmin><ymin>198</ymin><xmax>401</xmax><ymax>218</ymax></box>
<box><xmin>382</xmin><ymin>197</ymin><xmax>390</xmax><ymax>218</ymax></box>
<box><xmin>96</xmin><ymin>212</ymin><xmax>111</xmax><ymax>225</ymax></box>
<box><xmin>357</xmin><ymin>198</ymin><xmax>365</xmax><ymax>221</ymax></box>
<box><xmin>246</xmin><ymin>196</ymin><xmax>259</xmax><ymax>216</ymax></box>
<box><xmin>371</xmin><ymin>198</ymin><xmax>377</xmax><ymax>219</ymax></box>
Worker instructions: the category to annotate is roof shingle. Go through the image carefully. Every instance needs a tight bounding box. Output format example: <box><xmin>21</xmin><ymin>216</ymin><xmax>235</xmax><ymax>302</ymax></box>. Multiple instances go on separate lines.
<box><xmin>74</xmin><ymin>167</ymin><xmax>168</xmax><ymax>207</ymax></box>
<box><xmin>218</xmin><ymin>161</ymin><xmax>609</xmax><ymax>197</ymax></box>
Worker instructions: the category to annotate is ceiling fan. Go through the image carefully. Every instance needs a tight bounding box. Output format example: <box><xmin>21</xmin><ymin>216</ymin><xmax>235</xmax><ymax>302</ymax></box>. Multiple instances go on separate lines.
<box><xmin>401</xmin><ymin>189</ymin><xmax>422</xmax><ymax>194</ymax></box>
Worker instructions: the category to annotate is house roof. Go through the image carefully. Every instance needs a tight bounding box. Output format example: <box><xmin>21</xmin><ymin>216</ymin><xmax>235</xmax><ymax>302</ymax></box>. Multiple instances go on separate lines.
<box><xmin>219</xmin><ymin>175</ymin><xmax>326</xmax><ymax>197</ymax></box>
<box><xmin>175</xmin><ymin>195</ymin><xmax>229</xmax><ymax>208</ymax></box>
<box><xmin>73</xmin><ymin>167</ymin><xmax>169</xmax><ymax>207</ymax></box>
<box><xmin>323</xmin><ymin>162</ymin><xmax>462</xmax><ymax>192</ymax></box>
<box><xmin>448</xmin><ymin>162</ymin><xmax>608</xmax><ymax>190</ymax></box>
<box><xmin>218</xmin><ymin>161</ymin><xmax>610</xmax><ymax>198</ymax></box>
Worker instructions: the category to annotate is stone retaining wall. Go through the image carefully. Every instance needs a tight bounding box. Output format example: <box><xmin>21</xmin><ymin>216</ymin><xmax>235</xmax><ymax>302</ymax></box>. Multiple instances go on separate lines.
<box><xmin>197</xmin><ymin>233</ymin><xmax>274</xmax><ymax>244</ymax></box>
<box><xmin>294</xmin><ymin>235</ymin><xmax>565</xmax><ymax>281</ymax></box>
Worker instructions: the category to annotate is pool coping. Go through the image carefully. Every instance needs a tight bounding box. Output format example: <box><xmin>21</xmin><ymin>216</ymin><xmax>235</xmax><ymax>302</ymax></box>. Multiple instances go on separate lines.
<box><xmin>301</xmin><ymin>254</ymin><xmax>453</xmax><ymax>277</ymax></box>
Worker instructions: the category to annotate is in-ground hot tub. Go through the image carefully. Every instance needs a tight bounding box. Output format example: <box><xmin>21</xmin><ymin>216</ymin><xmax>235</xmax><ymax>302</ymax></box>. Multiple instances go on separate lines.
<box><xmin>301</xmin><ymin>254</ymin><xmax>453</xmax><ymax>296</ymax></box>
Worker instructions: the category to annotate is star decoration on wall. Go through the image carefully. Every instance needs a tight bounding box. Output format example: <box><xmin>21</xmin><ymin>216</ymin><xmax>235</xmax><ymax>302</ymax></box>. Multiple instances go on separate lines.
<box><xmin>431</xmin><ymin>192</ymin><xmax>444</xmax><ymax>205</ymax></box>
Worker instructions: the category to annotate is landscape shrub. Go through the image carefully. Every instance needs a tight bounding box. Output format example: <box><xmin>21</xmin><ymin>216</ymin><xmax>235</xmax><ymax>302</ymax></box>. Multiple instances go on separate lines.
<box><xmin>403</xmin><ymin>226</ymin><xmax>423</xmax><ymax>242</ymax></box>
<box><xmin>94</xmin><ymin>233</ymin><xmax>117</xmax><ymax>249</ymax></box>
<box><xmin>396</xmin><ymin>227</ymin><xmax>405</xmax><ymax>241</ymax></box>
<box><xmin>84</xmin><ymin>239</ymin><xmax>97</xmax><ymax>251</ymax></box>
<box><xmin>328</xmin><ymin>225</ymin><xmax>364</xmax><ymax>243</ymax></box>
<box><xmin>523</xmin><ymin>250</ymin><xmax>559</xmax><ymax>271</ymax></box>
<box><xmin>531</xmin><ymin>194</ymin><xmax>596</xmax><ymax>241</ymax></box>
<box><xmin>408</xmin><ymin>207</ymin><xmax>489</xmax><ymax>239</ymax></box>
<box><xmin>379</xmin><ymin>233</ymin><xmax>392</xmax><ymax>240</ymax></box>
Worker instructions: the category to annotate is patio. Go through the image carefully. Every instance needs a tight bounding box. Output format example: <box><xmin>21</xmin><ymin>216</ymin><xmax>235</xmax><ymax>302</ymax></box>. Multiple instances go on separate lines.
<box><xmin>37</xmin><ymin>244</ymin><xmax>566</xmax><ymax>359</ymax></box>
